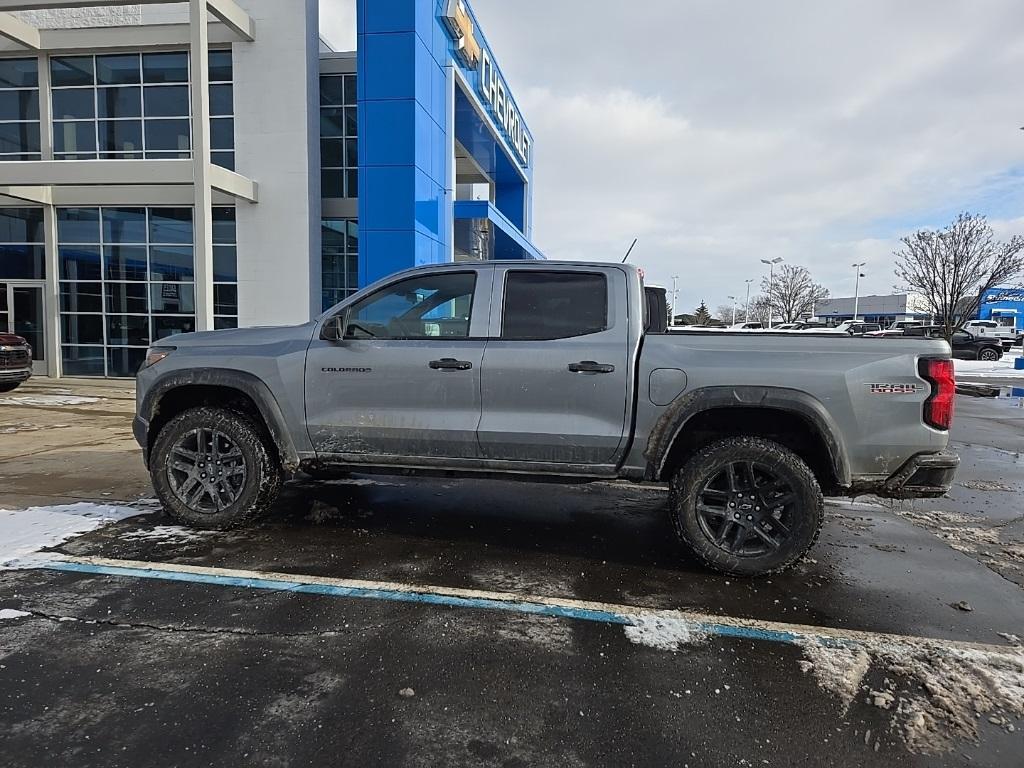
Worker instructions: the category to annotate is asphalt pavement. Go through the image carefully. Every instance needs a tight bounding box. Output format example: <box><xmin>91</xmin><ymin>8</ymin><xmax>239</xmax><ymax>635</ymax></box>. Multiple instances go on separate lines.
<box><xmin>0</xmin><ymin>377</ymin><xmax>1022</xmax><ymax>767</ymax></box>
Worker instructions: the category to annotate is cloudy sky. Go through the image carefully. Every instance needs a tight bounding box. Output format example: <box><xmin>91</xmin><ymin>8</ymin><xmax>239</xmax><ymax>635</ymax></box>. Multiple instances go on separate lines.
<box><xmin>320</xmin><ymin>0</ymin><xmax>1024</xmax><ymax>314</ymax></box>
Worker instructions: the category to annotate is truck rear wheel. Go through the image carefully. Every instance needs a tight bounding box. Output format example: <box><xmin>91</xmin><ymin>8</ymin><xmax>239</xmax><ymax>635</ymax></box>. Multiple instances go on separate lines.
<box><xmin>670</xmin><ymin>437</ymin><xmax>823</xmax><ymax>577</ymax></box>
<box><xmin>150</xmin><ymin>406</ymin><xmax>282</xmax><ymax>529</ymax></box>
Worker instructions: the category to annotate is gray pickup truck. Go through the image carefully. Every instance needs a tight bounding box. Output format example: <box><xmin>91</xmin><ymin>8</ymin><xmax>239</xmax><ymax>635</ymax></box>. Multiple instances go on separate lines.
<box><xmin>134</xmin><ymin>261</ymin><xmax>958</xmax><ymax>576</ymax></box>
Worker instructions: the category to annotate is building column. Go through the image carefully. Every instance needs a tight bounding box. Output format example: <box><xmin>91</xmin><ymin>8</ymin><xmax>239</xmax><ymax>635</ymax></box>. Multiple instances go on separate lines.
<box><xmin>37</xmin><ymin>50</ymin><xmax>53</xmax><ymax>161</ymax></box>
<box><xmin>42</xmin><ymin>203</ymin><xmax>60</xmax><ymax>378</ymax></box>
<box><xmin>190</xmin><ymin>0</ymin><xmax>215</xmax><ymax>331</ymax></box>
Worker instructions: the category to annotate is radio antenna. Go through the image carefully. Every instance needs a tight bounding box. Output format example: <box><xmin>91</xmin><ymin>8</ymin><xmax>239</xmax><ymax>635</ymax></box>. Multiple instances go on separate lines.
<box><xmin>621</xmin><ymin>238</ymin><xmax>638</xmax><ymax>264</ymax></box>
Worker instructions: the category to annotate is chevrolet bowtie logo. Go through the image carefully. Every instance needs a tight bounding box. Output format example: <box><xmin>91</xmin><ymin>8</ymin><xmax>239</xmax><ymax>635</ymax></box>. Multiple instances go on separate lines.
<box><xmin>441</xmin><ymin>0</ymin><xmax>481</xmax><ymax>68</ymax></box>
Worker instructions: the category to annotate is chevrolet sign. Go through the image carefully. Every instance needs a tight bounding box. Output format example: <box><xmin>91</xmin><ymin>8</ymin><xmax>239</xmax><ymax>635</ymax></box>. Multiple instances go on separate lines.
<box><xmin>441</xmin><ymin>0</ymin><xmax>531</xmax><ymax>168</ymax></box>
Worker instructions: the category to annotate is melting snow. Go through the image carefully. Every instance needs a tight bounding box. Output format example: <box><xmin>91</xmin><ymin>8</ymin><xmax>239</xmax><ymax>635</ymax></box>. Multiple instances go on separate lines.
<box><xmin>117</xmin><ymin>525</ymin><xmax>213</xmax><ymax>543</ymax></box>
<box><xmin>0</xmin><ymin>608</ymin><xmax>31</xmax><ymax>620</ymax></box>
<box><xmin>954</xmin><ymin>356</ymin><xmax>1023</xmax><ymax>378</ymax></box>
<box><xmin>0</xmin><ymin>395</ymin><xmax>102</xmax><ymax>407</ymax></box>
<box><xmin>0</xmin><ymin>502</ymin><xmax>147</xmax><ymax>569</ymax></box>
<box><xmin>623</xmin><ymin>613</ymin><xmax>706</xmax><ymax>651</ymax></box>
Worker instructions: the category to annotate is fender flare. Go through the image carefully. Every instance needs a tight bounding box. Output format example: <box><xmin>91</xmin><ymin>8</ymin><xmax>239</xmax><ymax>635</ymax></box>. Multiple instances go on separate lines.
<box><xmin>141</xmin><ymin>368</ymin><xmax>301</xmax><ymax>469</ymax></box>
<box><xmin>645</xmin><ymin>385</ymin><xmax>851</xmax><ymax>486</ymax></box>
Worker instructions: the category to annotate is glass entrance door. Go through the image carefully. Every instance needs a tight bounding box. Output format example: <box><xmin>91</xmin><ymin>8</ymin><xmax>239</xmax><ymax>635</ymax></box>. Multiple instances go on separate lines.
<box><xmin>2</xmin><ymin>283</ymin><xmax>46</xmax><ymax>374</ymax></box>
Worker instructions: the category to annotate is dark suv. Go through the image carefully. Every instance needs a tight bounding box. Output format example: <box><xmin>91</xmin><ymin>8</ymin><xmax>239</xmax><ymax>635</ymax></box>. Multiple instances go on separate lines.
<box><xmin>0</xmin><ymin>333</ymin><xmax>32</xmax><ymax>392</ymax></box>
<box><xmin>904</xmin><ymin>326</ymin><xmax>1003</xmax><ymax>361</ymax></box>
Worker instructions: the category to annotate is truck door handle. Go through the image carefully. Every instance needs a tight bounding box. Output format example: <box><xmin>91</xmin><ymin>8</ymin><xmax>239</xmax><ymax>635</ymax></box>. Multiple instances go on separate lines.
<box><xmin>568</xmin><ymin>361</ymin><xmax>616</xmax><ymax>374</ymax></box>
<box><xmin>429</xmin><ymin>358</ymin><xmax>473</xmax><ymax>371</ymax></box>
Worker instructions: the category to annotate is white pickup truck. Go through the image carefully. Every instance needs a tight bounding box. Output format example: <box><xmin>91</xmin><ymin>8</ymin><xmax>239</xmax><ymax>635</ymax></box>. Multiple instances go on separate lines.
<box><xmin>961</xmin><ymin>320</ymin><xmax>1021</xmax><ymax>350</ymax></box>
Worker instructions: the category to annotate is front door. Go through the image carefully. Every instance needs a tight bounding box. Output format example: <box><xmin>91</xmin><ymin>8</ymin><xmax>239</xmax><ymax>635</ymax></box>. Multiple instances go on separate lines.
<box><xmin>1</xmin><ymin>283</ymin><xmax>46</xmax><ymax>374</ymax></box>
<box><xmin>477</xmin><ymin>267</ymin><xmax>632</xmax><ymax>466</ymax></box>
<box><xmin>305</xmin><ymin>268</ymin><xmax>492</xmax><ymax>460</ymax></box>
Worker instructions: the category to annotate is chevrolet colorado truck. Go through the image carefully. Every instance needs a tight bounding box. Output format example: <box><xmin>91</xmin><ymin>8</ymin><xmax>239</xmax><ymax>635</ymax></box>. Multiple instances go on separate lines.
<box><xmin>134</xmin><ymin>262</ymin><xmax>958</xmax><ymax>576</ymax></box>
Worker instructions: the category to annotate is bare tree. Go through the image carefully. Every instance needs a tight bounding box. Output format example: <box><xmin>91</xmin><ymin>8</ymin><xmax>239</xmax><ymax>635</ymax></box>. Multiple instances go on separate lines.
<box><xmin>761</xmin><ymin>265</ymin><xmax>830</xmax><ymax>323</ymax></box>
<box><xmin>715</xmin><ymin>303</ymin><xmax>745</xmax><ymax>325</ymax></box>
<box><xmin>747</xmin><ymin>295</ymin><xmax>773</xmax><ymax>324</ymax></box>
<box><xmin>894</xmin><ymin>213</ymin><xmax>1024</xmax><ymax>340</ymax></box>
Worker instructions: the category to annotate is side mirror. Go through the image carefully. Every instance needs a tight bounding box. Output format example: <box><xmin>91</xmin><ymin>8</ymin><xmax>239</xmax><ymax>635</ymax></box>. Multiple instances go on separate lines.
<box><xmin>320</xmin><ymin>313</ymin><xmax>347</xmax><ymax>342</ymax></box>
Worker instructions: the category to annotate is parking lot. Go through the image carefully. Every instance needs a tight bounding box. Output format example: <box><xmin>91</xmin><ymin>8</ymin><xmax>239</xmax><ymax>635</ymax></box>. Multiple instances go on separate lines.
<box><xmin>1</xmin><ymin>376</ymin><xmax>1023</xmax><ymax>767</ymax></box>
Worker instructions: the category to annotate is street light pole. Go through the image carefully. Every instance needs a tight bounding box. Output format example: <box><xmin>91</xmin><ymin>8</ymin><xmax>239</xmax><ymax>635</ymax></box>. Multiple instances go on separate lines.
<box><xmin>744</xmin><ymin>279</ymin><xmax>753</xmax><ymax>322</ymax></box>
<box><xmin>671</xmin><ymin>275</ymin><xmax>680</xmax><ymax>324</ymax></box>
<box><xmin>760</xmin><ymin>257</ymin><xmax>784</xmax><ymax>328</ymax></box>
<box><xmin>852</xmin><ymin>262</ymin><xmax>866</xmax><ymax>321</ymax></box>
<box><xmin>728</xmin><ymin>296</ymin><xmax>737</xmax><ymax>325</ymax></box>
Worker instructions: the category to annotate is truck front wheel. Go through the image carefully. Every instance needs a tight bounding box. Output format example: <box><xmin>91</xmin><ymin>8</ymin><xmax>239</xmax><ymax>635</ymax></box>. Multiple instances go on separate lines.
<box><xmin>670</xmin><ymin>437</ymin><xmax>823</xmax><ymax>577</ymax></box>
<box><xmin>150</xmin><ymin>406</ymin><xmax>282</xmax><ymax>529</ymax></box>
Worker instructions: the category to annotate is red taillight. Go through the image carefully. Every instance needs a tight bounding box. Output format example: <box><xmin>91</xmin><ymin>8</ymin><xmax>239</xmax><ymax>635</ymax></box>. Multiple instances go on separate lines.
<box><xmin>920</xmin><ymin>358</ymin><xmax>955</xmax><ymax>430</ymax></box>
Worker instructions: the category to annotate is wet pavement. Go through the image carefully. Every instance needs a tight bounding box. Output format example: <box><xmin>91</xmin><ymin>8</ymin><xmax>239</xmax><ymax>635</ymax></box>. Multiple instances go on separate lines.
<box><xmin>1</xmin><ymin>378</ymin><xmax>1022</xmax><ymax>766</ymax></box>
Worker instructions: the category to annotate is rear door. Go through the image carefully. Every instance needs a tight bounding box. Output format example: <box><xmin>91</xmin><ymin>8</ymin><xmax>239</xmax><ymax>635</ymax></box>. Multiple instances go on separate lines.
<box><xmin>305</xmin><ymin>268</ymin><xmax>492</xmax><ymax>459</ymax></box>
<box><xmin>476</xmin><ymin>267</ymin><xmax>631</xmax><ymax>466</ymax></box>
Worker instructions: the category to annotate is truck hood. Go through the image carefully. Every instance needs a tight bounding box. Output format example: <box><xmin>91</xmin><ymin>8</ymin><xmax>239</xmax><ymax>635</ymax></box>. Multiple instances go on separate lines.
<box><xmin>164</xmin><ymin>322</ymin><xmax>317</xmax><ymax>348</ymax></box>
<box><xmin>0</xmin><ymin>333</ymin><xmax>27</xmax><ymax>346</ymax></box>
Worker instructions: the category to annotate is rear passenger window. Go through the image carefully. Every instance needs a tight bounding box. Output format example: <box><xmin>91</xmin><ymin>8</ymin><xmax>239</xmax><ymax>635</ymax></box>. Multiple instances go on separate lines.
<box><xmin>502</xmin><ymin>271</ymin><xmax>609</xmax><ymax>340</ymax></box>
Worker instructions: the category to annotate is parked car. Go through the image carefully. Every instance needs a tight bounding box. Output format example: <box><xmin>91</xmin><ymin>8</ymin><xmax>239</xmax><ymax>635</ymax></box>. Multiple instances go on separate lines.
<box><xmin>730</xmin><ymin>321</ymin><xmax>764</xmax><ymax>330</ymax></box>
<box><xmin>901</xmin><ymin>325</ymin><xmax>1004</xmax><ymax>361</ymax></box>
<box><xmin>134</xmin><ymin>261</ymin><xmax>958</xmax><ymax>577</ymax></box>
<box><xmin>0</xmin><ymin>333</ymin><xmax>32</xmax><ymax>392</ymax></box>
<box><xmin>889</xmin><ymin>320</ymin><xmax>926</xmax><ymax>331</ymax></box>
<box><xmin>961</xmin><ymin>320</ymin><xmax>1019</xmax><ymax>350</ymax></box>
<box><xmin>807</xmin><ymin>321</ymin><xmax>882</xmax><ymax>336</ymax></box>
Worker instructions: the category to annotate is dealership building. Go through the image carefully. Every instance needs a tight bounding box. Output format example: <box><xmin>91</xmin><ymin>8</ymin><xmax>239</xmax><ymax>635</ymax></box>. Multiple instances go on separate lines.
<box><xmin>813</xmin><ymin>293</ymin><xmax>931</xmax><ymax>326</ymax></box>
<box><xmin>0</xmin><ymin>0</ymin><xmax>541</xmax><ymax>377</ymax></box>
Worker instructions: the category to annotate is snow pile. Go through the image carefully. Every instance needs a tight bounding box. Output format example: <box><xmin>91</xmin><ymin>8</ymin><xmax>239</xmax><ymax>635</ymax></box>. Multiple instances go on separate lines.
<box><xmin>0</xmin><ymin>502</ymin><xmax>146</xmax><ymax>569</ymax></box>
<box><xmin>623</xmin><ymin>613</ymin><xmax>706</xmax><ymax>652</ymax></box>
<box><xmin>117</xmin><ymin>525</ymin><xmax>213</xmax><ymax>543</ymax></box>
<box><xmin>798</xmin><ymin>636</ymin><xmax>1024</xmax><ymax>753</ymax></box>
<box><xmin>954</xmin><ymin>356</ymin><xmax>1022</xmax><ymax>378</ymax></box>
<box><xmin>0</xmin><ymin>395</ymin><xmax>102</xmax><ymax>407</ymax></box>
<box><xmin>0</xmin><ymin>608</ymin><xmax>31</xmax><ymax>620</ymax></box>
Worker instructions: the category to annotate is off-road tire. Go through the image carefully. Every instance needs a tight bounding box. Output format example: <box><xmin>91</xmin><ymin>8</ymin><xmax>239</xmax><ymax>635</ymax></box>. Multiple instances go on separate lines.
<box><xmin>977</xmin><ymin>347</ymin><xmax>1001</xmax><ymax>362</ymax></box>
<box><xmin>669</xmin><ymin>436</ymin><xmax>824</xmax><ymax>577</ymax></box>
<box><xmin>0</xmin><ymin>382</ymin><xmax>22</xmax><ymax>393</ymax></box>
<box><xmin>150</xmin><ymin>406</ymin><xmax>281</xmax><ymax>529</ymax></box>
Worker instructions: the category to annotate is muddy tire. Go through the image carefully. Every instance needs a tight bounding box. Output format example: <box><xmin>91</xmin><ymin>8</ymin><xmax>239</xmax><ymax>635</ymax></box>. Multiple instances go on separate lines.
<box><xmin>150</xmin><ymin>406</ymin><xmax>281</xmax><ymax>530</ymax></box>
<box><xmin>670</xmin><ymin>436</ymin><xmax>823</xmax><ymax>577</ymax></box>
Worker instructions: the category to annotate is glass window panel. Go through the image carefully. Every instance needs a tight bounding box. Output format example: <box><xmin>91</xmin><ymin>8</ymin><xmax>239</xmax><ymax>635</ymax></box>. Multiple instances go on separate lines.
<box><xmin>321</xmin><ymin>138</ymin><xmax>343</xmax><ymax>167</ymax></box>
<box><xmin>105</xmin><ymin>282</ymin><xmax>148</xmax><ymax>315</ymax></box>
<box><xmin>60</xmin><ymin>313</ymin><xmax>104</xmax><ymax>345</ymax></box>
<box><xmin>150</xmin><ymin>246</ymin><xmax>194</xmax><ymax>281</ymax></box>
<box><xmin>319</xmin><ymin>107</ymin><xmax>344</xmax><ymax>138</ymax></box>
<box><xmin>209</xmin><ymin>83</ymin><xmax>232</xmax><ymax>116</ymax></box>
<box><xmin>0</xmin><ymin>208</ymin><xmax>43</xmax><ymax>242</ymax></box>
<box><xmin>0</xmin><ymin>244</ymin><xmax>45</xmax><ymax>279</ymax></box>
<box><xmin>321</xmin><ymin>169</ymin><xmax>343</xmax><ymax>198</ymax></box>
<box><xmin>104</xmin><ymin>245</ymin><xmax>148</xmax><ymax>281</ymax></box>
<box><xmin>210</xmin><ymin>117</ymin><xmax>233</xmax><ymax>150</ymax></box>
<box><xmin>214</xmin><ymin>317</ymin><xmax>238</xmax><ymax>330</ymax></box>
<box><xmin>345</xmin><ymin>272</ymin><xmax>476</xmax><ymax>340</ymax></box>
<box><xmin>144</xmin><ymin>85</ymin><xmax>189</xmax><ymax>117</ymax></box>
<box><xmin>145</xmin><ymin>119</ymin><xmax>190</xmax><ymax>152</ymax></box>
<box><xmin>97</xmin><ymin>85</ymin><xmax>141</xmax><ymax>118</ymax></box>
<box><xmin>62</xmin><ymin>346</ymin><xmax>106</xmax><ymax>376</ymax></box>
<box><xmin>213</xmin><ymin>284</ymin><xmax>237</xmax><ymax>315</ymax></box>
<box><xmin>0</xmin><ymin>90</ymin><xmax>39</xmax><ymax>121</ymax></box>
<box><xmin>96</xmin><ymin>54</ymin><xmax>140</xmax><ymax>85</ymax></box>
<box><xmin>0</xmin><ymin>58</ymin><xmax>38</xmax><ymax>89</ymax></box>
<box><xmin>145</xmin><ymin>150</ymin><xmax>190</xmax><ymax>160</ymax></box>
<box><xmin>142</xmin><ymin>52</ymin><xmax>188</xmax><ymax>84</ymax></box>
<box><xmin>345</xmin><ymin>107</ymin><xmax>357</xmax><ymax>136</ymax></box>
<box><xmin>59</xmin><ymin>282</ymin><xmax>103</xmax><ymax>313</ymax></box>
<box><xmin>211</xmin><ymin>151</ymin><xmax>234</xmax><ymax>170</ymax></box>
<box><xmin>319</xmin><ymin>75</ymin><xmax>344</xmax><ymax>106</ymax></box>
<box><xmin>212</xmin><ymin>207</ymin><xmax>236</xmax><ymax>244</ymax></box>
<box><xmin>51</xmin><ymin>56</ymin><xmax>94</xmax><ymax>87</ymax></box>
<box><xmin>0</xmin><ymin>122</ymin><xmax>40</xmax><ymax>153</ymax></box>
<box><xmin>345</xmin><ymin>138</ymin><xmax>358</xmax><ymax>167</ymax></box>
<box><xmin>150</xmin><ymin>282</ymin><xmax>195</xmax><ymax>314</ymax></box>
<box><xmin>98</xmin><ymin>119</ymin><xmax>142</xmax><ymax>152</ymax></box>
<box><xmin>502</xmin><ymin>272</ymin><xmax>609</xmax><ymax>340</ymax></box>
<box><xmin>102</xmin><ymin>208</ymin><xmax>147</xmax><ymax>243</ymax></box>
<box><xmin>100</xmin><ymin>151</ymin><xmax>144</xmax><ymax>160</ymax></box>
<box><xmin>346</xmin><ymin>169</ymin><xmax>358</xmax><ymax>198</ymax></box>
<box><xmin>153</xmin><ymin>315</ymin><xmax>196</xmax><ymax>340</ymax></box>
<box><xmin>321</xmin><ymin>220</ymin><xmax>346</xmax><ymax>246</ymax></box>
<box><xmin>344</xmin><ymin>74</ymin><xmax>357</xmax><ymax>105</ymax></box>
<box><xmin>208</xmin><ymin>50</ymin><xmax>232</xmax><ymax>82</ymax></box>
<box><xmin>213</xmin><ymin>245</ymin><xmax>236</xmax><ymax>282</ymax></box>
<box><xmin>51</xmin><ymin>88</ymin><xmax>94</xmax><ymax>120</ymax></box>
<box><xmin>52</xmin><ymin>121</ymin><xmax>95</xmax><ymax>154</ymax></box>
<box><xmin>57</xmin><ymin>209</ymin><xmax>100</xmax><ymax>243</ymax></box>
<box><xmin>59</xmin><ymin>245</ymin><xmax>102</xmax><ymax>280</ymax></box>
<box><xmin>107</xmin><ymin>346</ymin><xmax>147</xmax><ymax>376</ymax></box>
<box><xmin>148</xmin><ymin>208</ymin><xmax>193</xmax><ymax>244</ymax></box>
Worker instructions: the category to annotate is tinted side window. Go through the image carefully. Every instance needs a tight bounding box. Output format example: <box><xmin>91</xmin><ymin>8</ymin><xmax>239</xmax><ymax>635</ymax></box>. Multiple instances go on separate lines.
<box><xmin>502</xmin><ymin>271</ymin><xmax>608</xmax><ymax>340</ymax></box>
<box><xmin>344</xmin><ymin>272</ymin><xmax>475</xmax><ymax>339</ymax></box>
